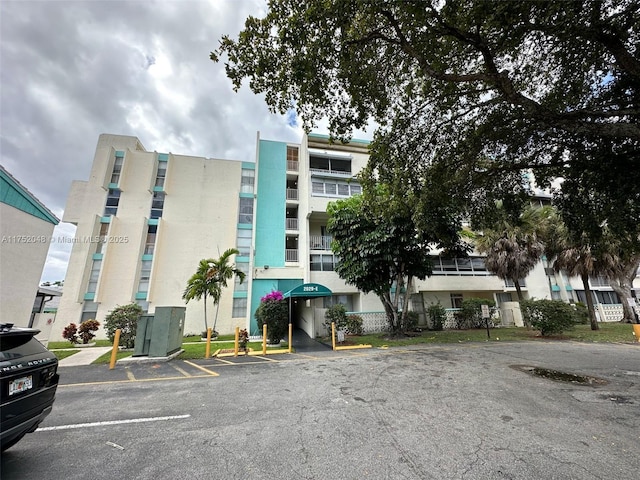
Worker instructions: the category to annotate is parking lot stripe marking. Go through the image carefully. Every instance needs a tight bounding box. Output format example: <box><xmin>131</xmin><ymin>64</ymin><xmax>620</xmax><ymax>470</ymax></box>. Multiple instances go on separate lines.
<box><xmin>37</xmin><ymin>414</ymin><xmax>191</xmax><ymax>431</ymax></box>
<box><xmin>183</xmin><ymin>360</ymin><xmax>220</xmax><ymax>376</ymax></box>
<box><xmin>253</xmin><ymin>355</ymin><xmax>278</xmax><ymax>362</ymax></box>
<box><xmin>171</xmin><ymin>364</ymin><xmax>192</xmax><ymax>377</ymax></box>
<box><xmin>126</xmin><ymin>370</ymin><xmax>136</xmax><ymax>381</ymax></box>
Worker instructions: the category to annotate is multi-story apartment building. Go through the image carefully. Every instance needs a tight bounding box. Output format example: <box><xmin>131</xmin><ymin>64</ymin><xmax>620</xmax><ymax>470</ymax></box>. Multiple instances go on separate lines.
<box><xmin>51</xmin><ymin>133</ymin><xmax>638</xmax><ymax>342</ymax></box>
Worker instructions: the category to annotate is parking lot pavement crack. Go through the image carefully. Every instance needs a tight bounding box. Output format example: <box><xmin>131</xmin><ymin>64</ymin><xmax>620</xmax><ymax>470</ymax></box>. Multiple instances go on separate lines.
<box><xmin>460</xmin><ymin>436</ymin><xmax>484</xmax><ymax>480</ymax></box>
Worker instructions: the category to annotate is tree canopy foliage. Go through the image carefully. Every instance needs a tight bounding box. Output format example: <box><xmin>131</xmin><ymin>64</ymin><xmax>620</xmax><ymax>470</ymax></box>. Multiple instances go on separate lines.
<box><xmin>327</xmin><ymin>184</ymin><xmax>465</xmax><ymax>335</ymax></box>
<box><xmin>213</xmin><ymin>0</ymin><xmax>639</xmax><ymax>237</ymax></box>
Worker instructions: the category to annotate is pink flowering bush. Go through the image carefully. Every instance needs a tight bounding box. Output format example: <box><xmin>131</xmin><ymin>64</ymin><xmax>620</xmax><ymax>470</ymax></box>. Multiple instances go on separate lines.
<box><xmin>255</xmin><ymin>290</ymin><xmax>288</xmax><ymax>344</ymax></box>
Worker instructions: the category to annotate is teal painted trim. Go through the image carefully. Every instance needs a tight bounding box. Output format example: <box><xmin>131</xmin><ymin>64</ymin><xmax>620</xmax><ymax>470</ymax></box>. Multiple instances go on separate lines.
<box><xmin>100</xmin><ymin>216</ymin><xmax>112</xmax><ymax>223</ymax></box>
<box><xmin>141</xmin><ymin>254</ymin><xmax>153</xmax><ymax>261</ymax></box>
<box><xmin>115</xmin><ymin>151</ymin><xmax>125</xmax><ymax>158</ymax></box>
<box><xmin>0</xmin><ymin>168</ymin><xmax>59</xmax><ymax>224</ymax></box>
<box><xmin>237</xmin><ymin>224</ymin><xmax>253</xmax><ymax>230</ymax></box>
<box><xmin>233</xmin><ymin>292</ymin><xmax>248</xmax><ymax>299</ymax></box>
<box><xmin>236</xmin><ymin>256</ymin><xmax>250</xmax><ymax>263</ymax></box>
<box><xmin>239</xmin><ymin>192</ymin><xmax>254</xmax><ymax>198</ymax></box>
<box><xmin>308</xmin><ymin>132</ymin><xmax>370</xmax><ymax>145</ymax></box>
<box><xmin>551</xmin><ymin>285</ymin><xmax>560</xmax><ymax>292</ymax></box>
<box><xmin>157</xmin><ymin>153</ymin><xmax>169</xmax><ymax>161</ymax></box>
<box><xmin>242</xmin><ymin>162</ymin><xmax>255</xmax><ymax>169</ymax></box>
<box><xmin>255</xmin><ymin>140</ymin><xmax>286</xmax><ymax>267</ymax></box>
<box><xmin>153</xmin><ymin>186</ymin><xmax>164</xmax><ymax>192</ymax></box>
<box><xmin>565</xmin><ymin>285</ymin><xmax>573</xmax><ymax>291</ymax></box>
<box><xmin>92</xmin><ymin>253</ymin><xmax>103</xmax><ymax>260</ymax></box>
<box><xmin>108</xmin><ymin>182</ymin><xmax>119</xmax><ymax>189</ymax></box>
<box><xmin>135</xmin><ymin>292</ymin><xmax>148</xmax><ymax>300</ymax></box>
<box><xmin>147</xmin><ymin>218</ymin><xmax>159</xmax><ymax>226</ymax></box>
<box><xmin>84</xmin><ymin>292</ymin><xmax>95</xmax><ymax>301</ymax></box>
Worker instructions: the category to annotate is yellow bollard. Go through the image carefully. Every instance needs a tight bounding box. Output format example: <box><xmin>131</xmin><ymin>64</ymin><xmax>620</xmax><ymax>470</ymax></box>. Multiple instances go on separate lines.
<box><xmin>633</xmin><ymin>324</ymin><xmax>640</xmax><ymax>343</ymax></box>
<box><xmin>262</xmin><ymin>323</ymin><xmax>267</xmax><ymax>354</ymax></box>
<box><xmin>331</xmin><ymin>322</ymin><xmax>336</xmax><ymax>351</ymax></box>
<box><xmin>288</xmin><ymin>323</ymin><xmax>292</xmax><ymax>353</ymax></box>
<box><xmin>205</xmin><ymin>327</ymin><xmax>212</xmax><ymax>359</ymax></box>
<box><xmin>234</xmin><ymin>326</ymin><xmax>240</xmax><ymax>357</ymax></box>
<box><xmin>109</xmin><ymin>328</ymin><xmax>121</xmax><ymax>370</ymax></box>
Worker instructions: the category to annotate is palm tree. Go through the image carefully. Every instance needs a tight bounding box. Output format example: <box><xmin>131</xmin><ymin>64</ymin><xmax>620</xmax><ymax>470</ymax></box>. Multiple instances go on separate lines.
<box><xmin>204</xmin><ymin>248</ymin><xmax>246</xmax><ymax>332</ymax></box>
<box><xmin>182</xmin><ymin>258</ymin><xmax>220</xmax><ymax>334</ymax></box>
<box><xmin>475</xmin><ymin>205</ymin><xmax>548</xmax><ymax>328</ymax></box>
<box><xmin>182</xmin><ymin>249</ymin><xmax>246</xmax><ymax>335</ymax></box>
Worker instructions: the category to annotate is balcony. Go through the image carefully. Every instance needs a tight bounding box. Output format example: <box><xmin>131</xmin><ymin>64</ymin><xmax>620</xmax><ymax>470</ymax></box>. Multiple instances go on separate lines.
<box><xmin>287</xmin><ymin>160</ymin><xmax>299</xmax><ymax>172</ymax></box>
<box><xmin>310</xmin><ymin>235</ymin><xmax>332</xmax><ymax>250</ymax></box>
<box><xmin>286</xmin><ymin>218</ymin><xmax>298</xmax><ymax>231</ymax></box>
<box><xmin>286</xmin><ymin>188</ymin><xmax>298</xmax><ymax>201</ymax></box>
<box><xmin>285</xmin><ymin>249</ymin><xmax>299</xmax><ymax>262</ymax></box>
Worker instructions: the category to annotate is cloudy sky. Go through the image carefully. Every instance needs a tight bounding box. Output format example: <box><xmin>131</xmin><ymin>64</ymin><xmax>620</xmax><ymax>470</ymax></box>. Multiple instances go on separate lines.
<box><xmin>1</xmin><ymin>0</ymin><xmax>370</xmax><ymax>283</ymax></box>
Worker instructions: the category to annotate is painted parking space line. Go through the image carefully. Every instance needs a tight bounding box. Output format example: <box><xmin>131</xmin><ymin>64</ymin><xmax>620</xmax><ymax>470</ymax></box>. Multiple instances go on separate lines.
<box><xmin>126</xmin><ymin>370</ymin><xmax>136</xmax><ymax>381</ymax></box>
<box><xmin>58</xmin><ymin>375</ymin><xmax>215</xmax><ymax>388</ymax></box>
<box><xmin>171</xmin><ymin>364</ymin><xmax>193</xmax><ymax>377</ymax></box>
<box><xmin>37</xmin><ymin>414</ymin><xmax>191</xmax><ymax>432</ymax></box>
<box><xmin>183</xmin><ymin>360</ymin><xmax>219</xmax><ymax>376</ymax></box>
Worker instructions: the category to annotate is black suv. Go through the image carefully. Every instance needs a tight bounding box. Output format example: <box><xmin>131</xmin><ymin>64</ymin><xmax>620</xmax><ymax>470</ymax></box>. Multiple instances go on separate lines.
<box><xmin>1</xmin><ymin>323</ymin><xmax>59</xmax><ymax>451</ymax></box>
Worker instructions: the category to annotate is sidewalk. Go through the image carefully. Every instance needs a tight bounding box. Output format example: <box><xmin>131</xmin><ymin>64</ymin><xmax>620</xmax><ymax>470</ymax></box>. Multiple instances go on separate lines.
<box><xmin>56</xmin><ymin>347</ymin><xmax>112</xmax><ymax>367</ymax></box>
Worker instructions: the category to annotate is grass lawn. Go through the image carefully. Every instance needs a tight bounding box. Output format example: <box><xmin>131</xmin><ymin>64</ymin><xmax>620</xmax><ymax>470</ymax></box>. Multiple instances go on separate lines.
<box><xmin>48</xmin><ymin>339</ymin><xmax>113</xmax><ymax>349</ymax></box>
<box><xmin>49</xmin><ymin>322</ymin><xmax>637</xmax><ymax>365</ymax></box>
<box><xmin>53</xmin><ymin>350</ymin><xmax>80</xmax><ymax>361</ymax></box>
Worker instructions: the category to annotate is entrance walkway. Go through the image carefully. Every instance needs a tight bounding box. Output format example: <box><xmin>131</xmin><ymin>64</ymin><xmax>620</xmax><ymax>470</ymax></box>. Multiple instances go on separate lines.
<box><xmin>291</xmin><ymin>328</ymin><xmax>331</xmax><ymax>353</ymax></box>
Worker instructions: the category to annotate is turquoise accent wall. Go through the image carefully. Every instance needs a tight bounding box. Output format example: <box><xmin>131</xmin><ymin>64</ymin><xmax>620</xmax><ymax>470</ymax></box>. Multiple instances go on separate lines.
<box><xmin>0</xmin><ymin>168</ymin><xmax>59</xmax><ymax>224</ymax></box>
<box><xmin>255</xmin><ymin>140</ymin><xmax>286</xmax><ymax>267</ymax></box>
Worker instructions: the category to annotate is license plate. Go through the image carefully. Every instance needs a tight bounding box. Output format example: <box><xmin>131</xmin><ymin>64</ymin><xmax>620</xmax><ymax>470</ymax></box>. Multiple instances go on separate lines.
<box><xmin>9</xmin><ymin>375</ymin><xmax>33</xmax><ymax>396</ymax></box>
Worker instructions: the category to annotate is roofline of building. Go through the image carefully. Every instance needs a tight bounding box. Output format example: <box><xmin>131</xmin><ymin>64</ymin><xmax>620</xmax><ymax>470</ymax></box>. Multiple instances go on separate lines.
<box><xmin>0</xmin><ymin>164</ymin><xmax>60</xmax><ymax>225</ymax></box>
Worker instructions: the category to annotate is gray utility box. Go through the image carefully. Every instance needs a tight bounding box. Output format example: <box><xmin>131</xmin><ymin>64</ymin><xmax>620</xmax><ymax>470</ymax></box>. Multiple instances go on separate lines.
<box><xmin>133</xmin><ymin>306</ymin><xmax>186</xmax><ymax>357</ymax></box>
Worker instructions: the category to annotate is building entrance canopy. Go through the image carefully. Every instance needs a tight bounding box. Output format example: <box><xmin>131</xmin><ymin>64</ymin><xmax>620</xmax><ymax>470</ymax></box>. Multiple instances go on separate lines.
<box><xmin>283</xmin><ymin>283</ymin><xmax>332</xmax><ymax>300</ymax></box>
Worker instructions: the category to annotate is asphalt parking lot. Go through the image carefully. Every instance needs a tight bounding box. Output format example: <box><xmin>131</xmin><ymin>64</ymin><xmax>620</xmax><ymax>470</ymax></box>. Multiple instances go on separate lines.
<box><xmin>2</xmin><ymin>341</ymin><xmax>639</xmax><ymax>479</ymax></box>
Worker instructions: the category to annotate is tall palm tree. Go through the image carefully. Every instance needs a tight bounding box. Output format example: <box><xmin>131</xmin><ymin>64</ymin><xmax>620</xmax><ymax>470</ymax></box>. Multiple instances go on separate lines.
<box><xmin>182</xmin><ymin>258</ymin><xmax>220</xmax><ymax>334</ymax></box>
<box><xmin>475</xmin><ymin>205</ymin><xmax>548</xmax><ymax>328</ymax></box>
<box><xmin>204</xmin><ymin>248</ymin><xmax>246</xmax><ymax>332</ymax></box>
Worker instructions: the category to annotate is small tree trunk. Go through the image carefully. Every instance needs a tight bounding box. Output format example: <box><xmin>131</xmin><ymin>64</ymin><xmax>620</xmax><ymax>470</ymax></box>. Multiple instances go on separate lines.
<box><xmin>203</xmin><ymin>292</ymin><xmax>209</xmax><ymax>333</ymax></box>
<box><xmin>513</xmin><ymin>278</ymin><xmax>530</xmax><ymax>329</ymax></box>
<box><xmin>581</xmin><ymin>273</ymin><xmax>599</xmax><ymax>331</ymax></box>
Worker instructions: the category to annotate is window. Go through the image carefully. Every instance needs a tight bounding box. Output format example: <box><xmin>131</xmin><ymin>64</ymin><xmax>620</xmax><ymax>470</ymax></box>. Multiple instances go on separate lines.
<box><xmin>496</xmin><ymin>293</ymin><xmax>513</xmax><ymax>305</ymax></box>
<box><xmin>234</xmin><ymin>263</ymin><xmax>249</xmax><ymax>291</ymax></box>
<box><xmin>238</xmin><ymin>197</ymin><xmax>253</xmax><ymax>224</ymax></box>
<box><xmin>155</xmin><ymin>162</ymin><xmax>167</xmax><ymax>188</ymax></box>
<box><xmin>144</xmin><ymin>225</ymin><xmax>157</xmax><ymax>255</ymax></box>
<box><xmin>505</xmin><ymin>278</ymin><xmax>526</xmax><ymax>288</ymax></box>
<box><xmin>87</xmin><ymin>259</ymin><xmax>101</xmax><ymax>293</ymax></box>
<box><xmin>136</xmin><ymin>300</ymin><xmax>149</xmax><ymax>312</ymax></box>
<box><xmin>286</xmin><ymin>146</ymin><xmax>299</xmax><ymax>162</ymax></box>
<box><xmin>310</xmin><ymin>179</ymin><xmax>361</xmax><ymax>197</ymax></box>
<box><xmin>232</xmin><ymin>298</ymin><xmax>247</xmax><ymax>318</ymax></box>
<box><xmin>240</xmin><ymin>169</ymin><xmax>255</xmax><ymax>194</ymax></box>
<box><xmin>81</xmin><ymin>301</ymin><xmax>98</xmax><ymax>322</ymax></box>
<box><xmin>104</xmin><ymin>189</ymin><xmax>120</xmax><ymax>216</ymax></box>
<box><xmin>310</xmin><ymin>254</ymin><xmax>337</xmax><ymax>271</ymax></box>
<box><xmin>150</xmin><ymin>192</ymin><xmax>165</xmax><ymax>219</ymax></box>
<box><xmin>309</xmin><ymin>155</ymin><xmax>351</xmax><ymax>175</ymax></box>
<box><xmin>323</xmin><ymin>295</ymin><xmax>353</xmax><ymax>311</ymax></box>
<box><xmin>137</xmin><ymin>260</ymin><xmax>153</xmax><ymax>293</ymax></box>
<box><xmin>236</xmin><ymin>229</ymin><xmax>252</xmax><ymax>256</ymax></box>
<box><xmin>595</xmin><ymin>291</ymin><xmax>620</xmax><ymax>304</ymax></box>
<box><xmin>110</xmin><ymin>156</ymin><xmax>124</xmax><ymax>184</ymax></box>
<box><xmin>430</xmin><ymin>256</ymin><xmax>490</xmax><ymax>275</ymax></box>
<box><xmin>95</xmin><ymin>223</ymin><xmax>109</xmax><ymax>255</ymax></box>
<box><xmin>450</xmin><ymin>294</ymin><xmax>463</xmax><ymax>309</ymax></box>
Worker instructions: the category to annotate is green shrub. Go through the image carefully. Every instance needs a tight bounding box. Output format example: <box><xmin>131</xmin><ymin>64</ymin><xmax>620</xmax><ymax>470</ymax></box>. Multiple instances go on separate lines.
<box><xmin>78</xmin><ymin>319</ymin><xmax>100</xmax><ymax>344</ymax></box>
<box><xmin>403</xmin><ymin>311</ymin><xmax>419</xmax><ymax>331</ymax></box>
<box><xmin>573</xmin><ymin>302</ymin><xmax>589</xmax><ymax>324</ymax></box>
<box><xmin>324</xmin><ymin>304</ymin><xmax>348</xmax><ymax>332</ymax></box>
<box><xmin>255</xmin><ymin>291</ymin><xmax>289</xmax><ymax>344</ymax></box>
<box><xmin>346</xmin><ymin>314</ymin><xmax>364</xmax><ymax>335</ymax></box>
<box><xmin>427</xmin><ymin>303</ymin><xmax>446</xmax><ymax>331</ymax></box>
<box><xmin>521</xmin><ymin>299</ymin><xmax>576</xmax><ymax>336</ymax></box>
<box><xmin>105</xmin><ymin>303</ymin><xmax>143</xmax><ymax>348</ymax></box>
<box><xmin>457</xmin><ymin>298</ymin><xmax>496</xmax><ymax>329</ymax></box>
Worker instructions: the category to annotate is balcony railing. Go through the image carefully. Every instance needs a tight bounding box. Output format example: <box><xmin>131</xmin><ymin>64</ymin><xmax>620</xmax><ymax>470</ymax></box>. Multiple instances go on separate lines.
<box><xmin>285</xmin><ymin>249</ymin><xmax>299</xmax><ymax>262</ymax></box>
<box><xmin>310</xmin><ymin>168</ymin><xmax>352</xmax><ymax>177</ymax></box>
<box><xmin>287</xmin><ymin>161</ymin><xmax>299</xmax><ymax>172</ymax></box>
<box><xmin>286</xmin><ymin>188</ymin><xmax>298</xmax><ymax>201</ymax></box>
<box><xmin>310</xmin><ymin>235</ymin><xmax>332</xmax><ymax>250</ymax></box>
<box><xmin>286</xmin><ymin>218</ymin><xmax>298</xmax><ymax>230</ymax></box>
